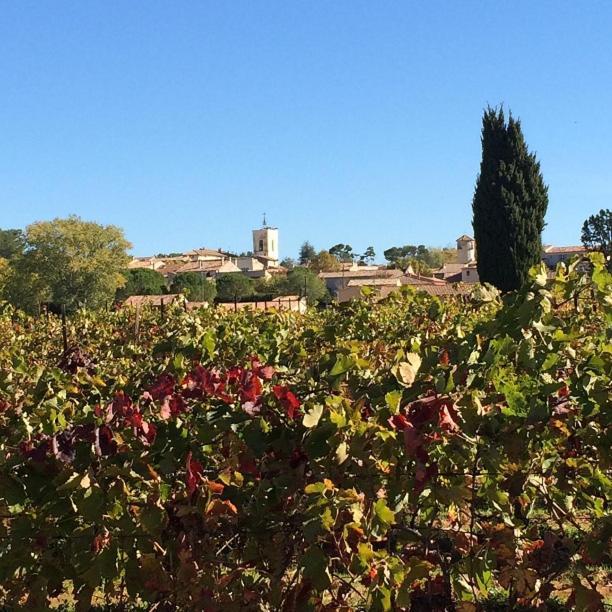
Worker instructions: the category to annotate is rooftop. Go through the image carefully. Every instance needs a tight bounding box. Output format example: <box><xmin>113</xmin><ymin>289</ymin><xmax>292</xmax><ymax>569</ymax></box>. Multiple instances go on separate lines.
<box><xmin>543</xmin><ymin>245</ymin><xmax>587</xmax><ymax>254</ymax></box>
<box><xmin>347</xmin><ymin>278</ymin><xmax>401</xmax><ymax>287</ymax></box>
<box><xmin>319</xmin><ymin>268</ymin><xmax>403</xmax><ymax>279</ymax></box>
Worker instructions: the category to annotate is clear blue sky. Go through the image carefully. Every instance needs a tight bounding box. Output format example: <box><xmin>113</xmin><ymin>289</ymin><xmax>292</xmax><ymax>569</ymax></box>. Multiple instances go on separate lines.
<box><xmin>1</xmin><ymin>1</ymin><xmax>609</xmax><ymax>259</ymax></box>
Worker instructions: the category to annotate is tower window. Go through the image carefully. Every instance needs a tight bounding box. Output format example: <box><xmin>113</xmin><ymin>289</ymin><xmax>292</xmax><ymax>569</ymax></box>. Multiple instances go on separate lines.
<box><xmin>259</xmin><ymin>239</ymin><xmax>264</xmax><ymax>252</ymax></box>
<box><xmin>271</xmin><ymin>240</ymin><xmax>275</xmax><ymax>251</ymax></box>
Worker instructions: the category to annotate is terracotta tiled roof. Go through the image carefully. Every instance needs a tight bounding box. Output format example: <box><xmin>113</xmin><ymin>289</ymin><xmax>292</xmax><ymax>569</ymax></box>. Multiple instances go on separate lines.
<box><xmin>543</xmin><ymin>246</ymin><xmax>587</xmax><ymax>254</ymax></box>
<box><xmin>185</xmin><ymin>248</ymin><xmax>230</xmax><ymax>257</ymax></box>
<box><xmin>319</xmin><ymin>268</ymin><xmax>403</xmax><ymax>279</ymax></box>
<box><xmin>444</xmin><ymin>272</ymin><xmax>463</xmax><ymax>283</ymax></box>
<box><xmin>172</xmin><ymin>260</ymin><xmax>241</xmax><ymax>275</ymax></box>
<box><xmin>157</xmin><ymin>262</ymin><xmax>188</xmax><ymax>275</ymax></box>
<box><xmin>456</xmin><ymin>234</ymin><xmax>474</xmax><ymax>242</ymax></box>
<box><xmin>347</xmin><ymin>278</ymin><xmax>400</xmax><ymax>287</ymax></box>
<box><xmin>401</xmin><ymin>273</ymin><xmax>448</xmax><ymax>286</ymax></box>
<box><xmin>416</xmin><ymin>284</ymin><xmax>471</xmax><ymax>296</ymax></box>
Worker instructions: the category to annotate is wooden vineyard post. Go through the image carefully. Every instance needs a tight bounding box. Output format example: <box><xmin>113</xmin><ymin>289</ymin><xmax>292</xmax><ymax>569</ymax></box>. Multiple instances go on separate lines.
<box><xmin>135</xmin><ymin>304</ymin><xmax>141</xmax><ymax>341</ymax></box>
<box><xmin>61</xmin><ymin>304</ymin><xmax>68</xmax><ymax>353</ymax></box>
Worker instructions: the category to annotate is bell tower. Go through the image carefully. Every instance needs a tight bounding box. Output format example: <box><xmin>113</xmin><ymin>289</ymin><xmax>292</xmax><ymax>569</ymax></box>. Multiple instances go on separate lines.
<box><xmin>252</xmin><ymin>214</ymin><xmax>279</xmax><ymax>264</ymax></box>
<box><xmin>456</xmin><ymin>234</ymin><xmax>476</xmax><ymax>264</ymax></box>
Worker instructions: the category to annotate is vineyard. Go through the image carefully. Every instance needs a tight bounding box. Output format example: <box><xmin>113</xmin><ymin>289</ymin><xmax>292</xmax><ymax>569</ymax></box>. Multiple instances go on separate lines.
<box><xmin>0</xmin><ymin>255</ymin><xmax>610</xmax><ymax>611</ymax></box>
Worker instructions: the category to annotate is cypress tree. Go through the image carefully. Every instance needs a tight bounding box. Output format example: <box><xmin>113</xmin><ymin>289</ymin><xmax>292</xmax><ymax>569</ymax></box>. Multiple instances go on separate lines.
<box><xmin>472</xmin><ymin>107</ymin><xmax>548</xmax><ymax>291</ymax></box>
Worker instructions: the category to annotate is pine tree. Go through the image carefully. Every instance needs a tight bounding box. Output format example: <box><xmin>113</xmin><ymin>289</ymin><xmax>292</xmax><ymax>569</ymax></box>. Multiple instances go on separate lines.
<box><xmin>472</xmin><ymin>107</ymin><xmax>548</xmax><ymax>291</ymax></box>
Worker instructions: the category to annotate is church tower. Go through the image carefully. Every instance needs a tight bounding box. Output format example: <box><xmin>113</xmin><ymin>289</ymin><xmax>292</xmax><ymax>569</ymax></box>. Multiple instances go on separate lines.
<box><xmin>252</xmin><ymin>214</ymin><xmax>279</xmax><ymax>265</ymax></box>
<box><xmin>456</xmin><ymin>234</ymin><xmax>476</xmax><ymax>264</ymax></box>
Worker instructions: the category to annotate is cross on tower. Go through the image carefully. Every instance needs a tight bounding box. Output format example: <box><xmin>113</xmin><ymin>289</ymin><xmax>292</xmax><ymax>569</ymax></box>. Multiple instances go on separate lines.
<box><xmin>262</xmin><ymin>212</ymin><xmax>268</xmax><ymax>228</ymax></box>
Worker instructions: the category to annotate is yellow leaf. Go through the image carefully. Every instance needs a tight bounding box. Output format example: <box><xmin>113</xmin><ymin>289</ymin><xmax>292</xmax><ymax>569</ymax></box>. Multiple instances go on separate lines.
<box><xmin>335</xmin><ymin>442</ymin><xmax>348</xmax><ymax>464</ymax></box>
<box><xmin>396</xmin><ymin>353</ymin><xmax>422</xmax><ymax>386</ymax></box>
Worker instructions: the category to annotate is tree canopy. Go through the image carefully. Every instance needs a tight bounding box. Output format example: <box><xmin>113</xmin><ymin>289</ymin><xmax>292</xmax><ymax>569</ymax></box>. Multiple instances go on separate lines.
<box><xmin>0</xmin><ymin>229</ymin><xmax>25</xmax><ymax>260</ymax></box>
<box><xmin>116</xmin><ymin>268</ymin><xmax>167</xmax><ymax>301</ymax></box>
<box><xmin>283</xmin><ymin>267</ymin><xmax>328</xmax><ymax>305</ymax></box>
<box><xmin>309</xmin><ymin>250</ymin><xmax>341</xmax><ymax>273</ymax></box>
<box><xmin>216</xmin><ymin>273</ymin><xmax>254</xmax><ymax>302</ymax></box>
<box><xmin>170</xmin><ymin>272</ymin><xmax>217</xmax><ymax>303</ymax></box>
<box><xmin>329</xmin><ymin>243</ymin><xmax>354</xmax><ymax>262</ymax></box>
<box><xmin>383</xmin><ymin>245</ymin><xmax>444</xmax><ymax>273</ymax></box>
<box><xmin>3</xmin><ymin>216</ymin><xmax>131</xmax><ymax>312</ymax></box>
<box><xmin>581</xmin><ymin>208</ymin><xmax>611</xmax><ymax>268</ymax></box>
<box><xmin>298</xmin><ymin>242</ymin><xmax>316</xmax><ymax>265</ymax></box>
<box><xmin>280</xmin><ymin>257</ymin><xmax>296</xmax><ymax>270</ymax></box>
<box><xmin>359</xmin><ymin>246</ymin><xmax>376</xmax><ymax>265</ymax></box>
<box><xmin>472</xmin><ymin>106</ymin><xmax>548</xmax><ymax>291</ymax></box>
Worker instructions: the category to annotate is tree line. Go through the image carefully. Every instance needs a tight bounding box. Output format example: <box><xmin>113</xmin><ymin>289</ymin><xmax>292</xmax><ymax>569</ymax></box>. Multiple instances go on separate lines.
<box><xmin>0</xmin><ymin>218</ymin><xmax>330</xmax><ymax>313</ymax></box>
<box><xmin>1</xmin><ymin>106</ymin><xmax>610</xmax><ymax>313</ymax></box>
<box><xmin>286</xmin><ymin>241</ymin><xmax>457</xmax><ymax>275</ymax></box>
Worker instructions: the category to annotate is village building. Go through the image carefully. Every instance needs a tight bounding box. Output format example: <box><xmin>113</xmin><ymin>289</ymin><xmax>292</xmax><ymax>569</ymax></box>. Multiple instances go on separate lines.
<box><xmin>252</xmin><ymin>216</ymin><xmax>279</xmax><ymax>266</ymax></box>
<box><xmin>126</xmin><ymin>218</ymin><xmax>284</xmax><ymax>279</ymax></box>
<box><xmin>335</xmin><ymin>272</ymin><xmax>452</xmax><ymax>302</ymax></box>
<box><xmin>541</xmin><ymin>245</ymin><xmax>588</xmax><ymax>268</ymax></box>
<box><xmin>432</xmin><ymin>234</ymin><xmax>479</xmax><ymax>283</ymax></box>
<box><xmin>165</xmin><ymin>258</ymin><xmax>242</xmax><ymax>280</ymax></box>
<box><xmin>127</xmin><ymin>257</ymin><xmax>172</xmax><ymax>271</ymax></box>
<box><xmin>319</xmin><ymin>268</ymin><xmax>404</xmax><ymax>296</ymax></box>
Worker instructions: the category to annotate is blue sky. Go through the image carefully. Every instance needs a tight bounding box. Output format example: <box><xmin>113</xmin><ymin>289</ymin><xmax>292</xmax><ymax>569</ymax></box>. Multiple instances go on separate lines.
<box><xmin>1</xmin><ymin>1</ymin><xmax>609</xmax><ymax>259</ymax></box>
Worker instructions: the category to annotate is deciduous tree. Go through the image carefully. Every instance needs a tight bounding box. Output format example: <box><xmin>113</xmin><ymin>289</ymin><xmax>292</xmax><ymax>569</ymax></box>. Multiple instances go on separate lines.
<box><xmin>6</xmin><ymin>216</ymin><xmax>131</xmax><ymax>312</ymax></box>
<box><xmin>0</xmin><ymin>229</ymin><xmax>25</xmax><ymax>260</ymax></box>
<box><xmin>309</xmin><ymin>251</ymin><xmax>341</xmax><ymax>273</ymax></box>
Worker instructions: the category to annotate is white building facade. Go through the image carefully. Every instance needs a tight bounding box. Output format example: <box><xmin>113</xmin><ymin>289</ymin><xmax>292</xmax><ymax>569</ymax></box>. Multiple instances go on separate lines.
<box><xmin>252</xmin><ymin>223</ymin><xmax>279</xmax><ymax>265</ymax></box>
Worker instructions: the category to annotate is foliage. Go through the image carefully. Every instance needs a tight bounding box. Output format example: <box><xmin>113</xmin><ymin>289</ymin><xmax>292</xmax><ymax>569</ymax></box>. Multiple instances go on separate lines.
<box><xmin>0</xmin><ymin>254</ymin><xmax>609</xmax><ymax>611</ymax></box>
<box><xmin>3</xmin><ymin>216</ymin><xmax>131</xmax><ymax>313</ymax></box>
<box><xmin>309</xmin><ymin>250</ymin><xmax>341</xmax><ymax>273</ymax></box>
<box><xmin>216</xmin><ymin>273</ymin><xmax>254</xmax><ymax>302</ymax></box>
<box><xmin>329</xmin><ymin>243</ymin><xmax>354</xmax><ymax>262</ymax></box>
<box><xmin>581</xmin><ymin>208</ymin><xmax>611</xmax><ymax>268</ymax></box>
<box><xmin>299</xmin><ymin>242</ymin><xmax>316</xmax><ymax>265</ymax></box>
<box><xmin>472</xmin><ymin>106</ymin><xmax>549</xmax><ymax>291</ymax></box>
<box><xmin>0</xmin><ymin>258</ymin><xmax>10</xmax><ymax>297</ymax></box>
<box><xmin>280</xmin><ymin>257</ymin><xmax>296</xmax><ymax>270</ymax></box>
<box><xmin>116</xmin><ymin>269</ymin><xmax>167</xmax><ymax>302</ymax></box>
<box><xmin>0</xmin><ymin>229</ymin><xmax>25</xmax><ymax>260</ymax></box>
<box><xmin>283</xmin><ymin>267</ymin><xmax>329</xmax><ymax>305</ymax></box>
<box><xmin>359</xmin><ymin>246</ymin><xmax>376</xmax><ymax>265</ymax></box>
<box><xmin>169</xmin><ymin>272</ymin><xmax>217</xmax><ymax>303</ymax></box>
<box><xmin>384</xmin><ymin>245</ymin><xmax>444</xmax><ymax>272</ymax></box>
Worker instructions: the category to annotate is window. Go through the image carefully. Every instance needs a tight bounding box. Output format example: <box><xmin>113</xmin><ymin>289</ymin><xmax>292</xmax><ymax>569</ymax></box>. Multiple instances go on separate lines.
<box><xmin>271</xmin><ymin>240</ymin><xmax>275</xmax><ymax>251</ymax></box>
<box><xmin>259</xmin><ymin>239</ymin><xmax>264</xmax><ymax>252</ymax></box>
<box><xmin>466</xmin><ymin>270</ymin><xmax>470</xmax><ymax>276</ymax></box>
